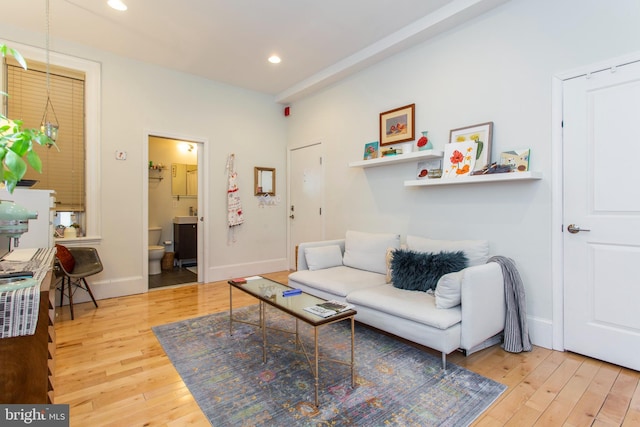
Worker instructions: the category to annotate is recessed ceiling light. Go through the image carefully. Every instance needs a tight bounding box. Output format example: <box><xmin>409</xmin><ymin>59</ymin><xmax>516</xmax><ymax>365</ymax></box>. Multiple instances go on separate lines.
<box><xmin>268</xmin><ymin>55</ymin><xmax>281</xmax><ymax>64</ymax></box>
<box><xmin>108</xmin><ymin>0</ymin><xmax>127</xmax><ymax>11</ymax></box>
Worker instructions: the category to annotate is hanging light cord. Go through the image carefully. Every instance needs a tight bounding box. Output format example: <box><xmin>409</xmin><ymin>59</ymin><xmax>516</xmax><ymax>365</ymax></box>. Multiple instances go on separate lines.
<box><xmin>41</xmin><ymin>0</ymin><xmax>59</xmax><ymax>139</ymax></box>
<box><xmin>45</xmin><ymin>0</ymin><xmax>51</xmax><ymax>95</ymax></box>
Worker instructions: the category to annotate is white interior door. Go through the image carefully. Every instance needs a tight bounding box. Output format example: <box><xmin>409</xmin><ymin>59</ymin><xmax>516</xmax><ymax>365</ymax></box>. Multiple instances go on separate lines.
<box><xmin>563</xmin><ymin>60</ymin><xmax>640</xmax><ymax>371</ymax></box>
<box><xmin>289</xmin><ymin>143</ymin><xmax>324</xmax><ymax>270</ymax></box>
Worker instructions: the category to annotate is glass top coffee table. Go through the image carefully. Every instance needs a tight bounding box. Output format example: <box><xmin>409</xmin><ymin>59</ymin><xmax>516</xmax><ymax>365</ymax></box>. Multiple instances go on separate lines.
<box><xmin>228</xmin><ymin>276</ymin><xmax>356</xmax><ymax>407</ymax></box>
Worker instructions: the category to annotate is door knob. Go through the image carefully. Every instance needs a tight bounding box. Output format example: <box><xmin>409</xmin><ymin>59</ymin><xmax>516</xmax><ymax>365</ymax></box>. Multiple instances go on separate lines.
<box><xmin>567</xmin><ymin>224</ymin><xmax>590</xmax><ymax>234</ymax></box>
<box><xmin>289</xmin><ymin>214</ymin><xmax>295</xmax><ymax>219</ymax></box>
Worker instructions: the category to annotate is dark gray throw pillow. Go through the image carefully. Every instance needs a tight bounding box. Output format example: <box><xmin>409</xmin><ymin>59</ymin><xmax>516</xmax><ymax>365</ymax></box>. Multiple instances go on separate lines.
<box><xmin>390</xmin><ymin>249</ymin><xmax>468</xmax><ymax>292</ymax></box>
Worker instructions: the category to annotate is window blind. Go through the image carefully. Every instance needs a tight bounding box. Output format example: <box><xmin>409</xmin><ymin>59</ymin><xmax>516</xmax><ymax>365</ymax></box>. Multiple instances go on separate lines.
<box><xmin>6</xmin><ymin>58</ymin><xmax>85</xmax><ymax>211</ymax></box>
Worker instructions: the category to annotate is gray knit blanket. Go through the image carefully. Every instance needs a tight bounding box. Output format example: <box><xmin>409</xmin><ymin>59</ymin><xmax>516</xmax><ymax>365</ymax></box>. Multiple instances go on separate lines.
<box><xmin>488</xmin><ymin>255</ymin><xmax>532</xmax><ymax>353</ymax></box>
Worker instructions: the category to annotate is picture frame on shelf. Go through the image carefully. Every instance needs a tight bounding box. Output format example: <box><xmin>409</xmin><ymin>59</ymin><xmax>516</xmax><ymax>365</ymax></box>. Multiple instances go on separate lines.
<box><xmin>442</xmin><ymin>140</ymin><xmax>477</xmax><ymax>178</ymax></box>
<box><xmin>380</xmin><ymin>104</ymin><xmax>415</xmax><ymax>146</ymax></box>
<box><xmin>416</xmin><ymin>159</ymin><xmax>442</xmax><ymax>180</ymax></box>
<box><xmin>363</xmin><ymin>141</ymin><xmax>379</xmax><ymax>160</ymax></box>
<box><xmin>500</xmin><ymin>149</ymin><xmax>530</xmax><ymax>172</ymax></box>
<box><xmin>449</xmin><ymin>122</ymin><xmax>493</xmax><ymax>171</ymax></box>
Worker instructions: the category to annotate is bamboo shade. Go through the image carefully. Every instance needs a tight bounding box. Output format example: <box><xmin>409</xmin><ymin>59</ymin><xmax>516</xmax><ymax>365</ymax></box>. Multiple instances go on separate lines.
<box><xmin>6</xmin><ymin>58</ymin><xmax>85</xmax><ymax>211</ymax></box>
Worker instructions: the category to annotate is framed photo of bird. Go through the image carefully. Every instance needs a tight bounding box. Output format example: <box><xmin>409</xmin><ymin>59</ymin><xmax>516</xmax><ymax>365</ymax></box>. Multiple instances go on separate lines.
<box><xmin>449</xmin><ymin>122</ymin><xmax>493</xmax><ymax>172</ymax></box>
<box><xmin>380</xmin><ymin>104</ymin><xmax>415</xmax><ymax>146</ymax></box>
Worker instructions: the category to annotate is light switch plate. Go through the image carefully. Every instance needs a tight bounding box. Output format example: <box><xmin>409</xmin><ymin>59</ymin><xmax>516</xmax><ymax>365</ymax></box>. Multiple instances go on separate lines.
<box><xmin>115</xmin><ymin>150</ymin><xmax>127</xmax><ymax>160</ymax></box>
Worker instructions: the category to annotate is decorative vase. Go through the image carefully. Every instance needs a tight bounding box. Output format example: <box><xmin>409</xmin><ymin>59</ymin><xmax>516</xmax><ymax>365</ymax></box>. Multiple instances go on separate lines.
<box><xmin>417</xmin><ymin>131</ymin><xmax>433</xmax><ymax>151</ymax></box>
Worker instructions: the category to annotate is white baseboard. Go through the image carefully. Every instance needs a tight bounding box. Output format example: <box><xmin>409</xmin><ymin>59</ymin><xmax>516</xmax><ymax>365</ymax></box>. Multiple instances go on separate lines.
<box><xmin>528</xmin><ymin>315</ymin><xmax>553</xmax><ymax>350</ymax></box>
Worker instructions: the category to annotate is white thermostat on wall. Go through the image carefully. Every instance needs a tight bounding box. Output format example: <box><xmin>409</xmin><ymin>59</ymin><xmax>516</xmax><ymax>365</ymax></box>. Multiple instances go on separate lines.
<box><xmin>115</xmin><ymin>150</ymin><xmax>127</xmax><ymax>160</ymax></box>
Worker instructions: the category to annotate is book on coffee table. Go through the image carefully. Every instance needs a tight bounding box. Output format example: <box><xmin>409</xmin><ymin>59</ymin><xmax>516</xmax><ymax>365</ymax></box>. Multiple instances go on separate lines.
<box><xmin>304</xmin><ymin>300</ymin><xmax>355</xmax><ymax>318</ymax></box>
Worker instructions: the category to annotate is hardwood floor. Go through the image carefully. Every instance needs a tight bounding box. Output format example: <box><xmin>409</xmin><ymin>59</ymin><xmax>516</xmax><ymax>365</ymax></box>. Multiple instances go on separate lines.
<box><xmin>54</xmin><ymin>271</ymin><xmax>640</xmax><ymax>426</ymax></box>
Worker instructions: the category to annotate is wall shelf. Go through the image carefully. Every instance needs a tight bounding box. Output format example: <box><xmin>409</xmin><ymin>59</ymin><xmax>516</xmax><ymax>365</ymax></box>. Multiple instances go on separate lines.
<box><xmin>349</xmin><ymin>150</ymin><xmax>443</xmax><ymax>168</ymax></box>
<box><xmin>404</xmin><ymin>171</ymin><xmax>542</xmax><ymax>187</ymax></box>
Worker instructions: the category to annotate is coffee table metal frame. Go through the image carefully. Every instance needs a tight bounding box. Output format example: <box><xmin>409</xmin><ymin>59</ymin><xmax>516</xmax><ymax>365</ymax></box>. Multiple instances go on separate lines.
<box><xmin>228</xmin><ymin>277</ymin><xmax>356</xmax><ymax>407</ymax></box>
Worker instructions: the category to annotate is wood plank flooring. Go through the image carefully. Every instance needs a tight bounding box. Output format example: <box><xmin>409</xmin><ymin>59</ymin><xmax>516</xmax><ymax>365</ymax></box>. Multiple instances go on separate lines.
<box><xmin>54</xmin><ymin>271</ymin><xmax>640</xmax><ymax>426</ymax></box>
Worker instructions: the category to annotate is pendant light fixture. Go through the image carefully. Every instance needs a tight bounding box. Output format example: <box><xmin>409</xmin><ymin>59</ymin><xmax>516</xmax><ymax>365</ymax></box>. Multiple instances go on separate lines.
<box><xmin>40</xmin><ymin>0</ymin><xmax>59</xmax><ymax>142</ymax></box>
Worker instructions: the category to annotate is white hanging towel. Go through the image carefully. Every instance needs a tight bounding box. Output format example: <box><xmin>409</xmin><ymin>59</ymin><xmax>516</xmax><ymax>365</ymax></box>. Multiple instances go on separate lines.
<box><xmin>226</xmin><ymin>154</ymin><xmax>244</xmax><ymax>243</ymax></box>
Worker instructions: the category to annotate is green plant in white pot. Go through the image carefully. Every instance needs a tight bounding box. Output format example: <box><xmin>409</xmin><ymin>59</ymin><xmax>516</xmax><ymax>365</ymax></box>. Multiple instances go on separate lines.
<box><xmin>0</xmin><ymin>45</ymin><xmax>55</xmax><ymax>194</ymax></box>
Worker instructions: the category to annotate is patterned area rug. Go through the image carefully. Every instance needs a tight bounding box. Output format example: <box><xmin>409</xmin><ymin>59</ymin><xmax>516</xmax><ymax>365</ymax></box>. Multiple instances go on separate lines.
<box><xmin>152</xmin><ymin>305</ymin><xmax>506</xmax><ymax>426</ymax></box>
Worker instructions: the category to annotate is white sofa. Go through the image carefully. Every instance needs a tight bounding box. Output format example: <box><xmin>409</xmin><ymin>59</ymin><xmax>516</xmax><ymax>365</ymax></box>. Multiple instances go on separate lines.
<box><xmin>288</xmin><ymin>231</ymin><xmax>506</xmax><ymax>368</ymax></box>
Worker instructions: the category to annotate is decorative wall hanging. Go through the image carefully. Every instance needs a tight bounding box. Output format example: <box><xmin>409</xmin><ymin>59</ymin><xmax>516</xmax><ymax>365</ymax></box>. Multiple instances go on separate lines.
<box><xmin>380</xmin><ymin>104</ymin><xmax>415</xmax><ymax>146</ymax></box>
<box><xmin>226</xmin><ymin>154</ymin><xmax>244</xmax><ymax>244</ymax></box>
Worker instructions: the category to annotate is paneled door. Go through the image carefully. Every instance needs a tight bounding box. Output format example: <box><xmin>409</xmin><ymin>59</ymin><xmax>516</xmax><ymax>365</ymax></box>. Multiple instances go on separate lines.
<box><xmin>562</xmin><ymin>59</ymin><xmax>640</xmax><ymax>371</ymax></box>
<box><xmin>289</xmin><ymin>143</ymin><xmax>324</xmax><ymax>270</ymax></box>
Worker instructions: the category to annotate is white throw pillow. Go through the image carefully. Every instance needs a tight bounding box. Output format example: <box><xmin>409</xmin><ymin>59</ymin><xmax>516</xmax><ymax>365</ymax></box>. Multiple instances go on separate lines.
<box><xmin>343</xmin><ymin>231</ymin><xmax>400</xmax><ymax>275</ymax></box>
<box><xmin>435</xmin><ymin>270</ymin><xmax>464</xmax><ymax>309</ymax></box>
<box><xmin>304</xmin><ymin>245</ymin><xmax>343</xmax><ymax>271</ymax></box>
<box><xmin>406</xmin><ymin>235</ymin><xmax>489</xmax><ymax>266</ymax></box>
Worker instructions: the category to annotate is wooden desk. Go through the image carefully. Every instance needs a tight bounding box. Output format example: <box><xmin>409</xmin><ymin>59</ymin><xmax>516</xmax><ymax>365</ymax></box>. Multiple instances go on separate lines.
<box><xmin>0</xmin><ymin>266</ymin><xmax>56</xmax><ymax>403</ymax></box>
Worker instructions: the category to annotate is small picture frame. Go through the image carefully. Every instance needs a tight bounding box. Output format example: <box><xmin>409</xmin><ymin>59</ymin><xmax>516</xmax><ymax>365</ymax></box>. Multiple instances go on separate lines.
<box><xmin>363</xmin><ymin>141</ymin><xmax>379</xmax><ymax>160</ymax></box>
<box><xmin>443</xmin><ymin>140</ymin><xmax>477</xmax><ymax>178</ymax></box>
<box><xmin>449</xmin><ymin>122</ymin><xmax>493</xmax><ymax>171</ymax></box>
<box><xmin>416</xmin><ymin>159</ymin><xmax>441</xmax><ymax>180</ymax></box>
<box><xmin>500</xmin><ymin>149</ymin><xmax>530</xmax><ymax>172</ymax></box>
<box><xmin>380</xmin><ymin>104</ymin><xmax>415</xmax><ymax>146</ymax></box>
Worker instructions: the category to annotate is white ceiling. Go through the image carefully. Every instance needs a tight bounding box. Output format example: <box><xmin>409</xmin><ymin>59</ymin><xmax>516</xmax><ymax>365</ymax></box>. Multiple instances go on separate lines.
<box><xmin>0</xmin><ymin>0</ymin><xmax>508</xmax><ymax>103</ymax></box>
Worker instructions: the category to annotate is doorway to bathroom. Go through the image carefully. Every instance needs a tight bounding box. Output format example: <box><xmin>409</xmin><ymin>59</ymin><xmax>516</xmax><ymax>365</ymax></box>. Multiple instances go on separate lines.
<box><xmin>148</xmin><ymin>135</ymin><xmax>202</xmax><ymax>288</ymax></box>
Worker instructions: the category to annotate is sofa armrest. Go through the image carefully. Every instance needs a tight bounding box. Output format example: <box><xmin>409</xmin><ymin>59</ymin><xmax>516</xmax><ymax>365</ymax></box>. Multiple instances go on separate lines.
<box><xmin>459</xmin><ymin>262</ymin><xmax>505</xmax><ymax>351</ymax></box>
<box><xmin>296</xmin><ymin>239</ymin><xmax>345</xmax><ymax>271</ymax></box>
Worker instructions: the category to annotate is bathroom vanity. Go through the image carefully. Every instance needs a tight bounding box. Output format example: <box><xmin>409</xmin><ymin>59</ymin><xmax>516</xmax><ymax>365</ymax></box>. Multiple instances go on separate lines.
<box><xmin>173</xmin><ymin>216</ymin><xmax>197</xmax><ymax>267</ymax></box>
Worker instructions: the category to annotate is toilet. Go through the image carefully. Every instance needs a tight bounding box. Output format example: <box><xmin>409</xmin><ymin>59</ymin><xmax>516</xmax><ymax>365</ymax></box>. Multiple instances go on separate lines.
<box><xmin>148</xmin><ymin>226</ymin><xmax>165</xmax><ymax>275</ymax></box>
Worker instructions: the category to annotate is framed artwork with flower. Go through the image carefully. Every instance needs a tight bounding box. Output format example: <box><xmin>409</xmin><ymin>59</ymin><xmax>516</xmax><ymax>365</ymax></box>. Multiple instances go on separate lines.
<box><xmin>443</xmin><ymin>141</ymin><xmax>477</xmax><ymax>178</ymax></box>
<box><xmin>363</xmin><ymin>141</ymin><xmax>379</xmax><ymax>160</ymax></box>
<box><xmin>380</xmin><ymin>104</ymin><xmax>415</xmax><ymax>146</ymax></box>
<box><xmin>449</xmin><ymin>122</ymin><xmax>493</xmax><ymax>171</ymax></box>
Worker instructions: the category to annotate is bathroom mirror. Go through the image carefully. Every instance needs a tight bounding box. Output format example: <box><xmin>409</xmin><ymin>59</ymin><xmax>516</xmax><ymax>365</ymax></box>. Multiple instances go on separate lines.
<box><xmin>254</xmin><ymin>167</ymin><xmax>275</xmax><ymax>196</ymax></box>
<box><xmin>171</xmin><ymin>163</ymin><xmax>198</xmax><ymax>197</ymax></box>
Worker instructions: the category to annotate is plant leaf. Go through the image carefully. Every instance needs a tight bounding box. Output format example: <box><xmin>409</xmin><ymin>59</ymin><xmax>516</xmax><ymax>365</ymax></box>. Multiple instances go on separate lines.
<box><xmin>26</xmin><ymin>149</ymin><xmax>43</xmax><ymax>173</ymax></box>
<box><xmin>8</xmin><ymin>48</ymin><xmax>27</xmax><ymax>70</ymax></box>
<box><xmin>4</xmin><ymin>149</ymin><xmax>27</xmax><ymax>181</ymax></box>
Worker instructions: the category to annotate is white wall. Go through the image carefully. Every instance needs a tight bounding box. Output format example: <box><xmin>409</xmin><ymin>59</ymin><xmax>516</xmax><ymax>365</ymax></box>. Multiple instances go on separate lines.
<box><xmin>1</xmin><ymin>23</ymin><xmax>288</xmax><ymax>299</ymax></box>
<box><xmin>286</xmin><ymin>0</ymin><xmax>640</xmax><ymax>348</ymax></box>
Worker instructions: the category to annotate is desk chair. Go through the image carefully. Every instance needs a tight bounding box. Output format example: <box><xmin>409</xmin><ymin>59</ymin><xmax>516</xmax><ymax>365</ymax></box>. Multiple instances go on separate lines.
<box><xmin>56</xmin><ymin>244</ymin><xmax>103</xmax><ymax>320</ymax></box>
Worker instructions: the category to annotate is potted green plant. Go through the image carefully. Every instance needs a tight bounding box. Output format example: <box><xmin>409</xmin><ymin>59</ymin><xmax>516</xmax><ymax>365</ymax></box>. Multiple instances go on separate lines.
<box><xmin>0</xmin><ymin>45</ymin><xmax>55</xmax><ymax>193</ymax></box>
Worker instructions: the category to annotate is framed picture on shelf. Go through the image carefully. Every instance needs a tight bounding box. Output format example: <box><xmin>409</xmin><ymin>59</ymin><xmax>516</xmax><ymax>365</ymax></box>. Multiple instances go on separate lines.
<box><xmin>500</xmin><ymin>149</ymin><xmax>530</xmax><ymax>172</ymax></box>
<box><xmin>380</xmin><ymin>104</ymin><xmax>415</xmax><ymax>146</ymax></box>
<box><xmin>442</xmin><ymin>140</ymin><xmax>477</xmax><ymax>178</ymax></box>
<box><xmin>449</xmin><ymin>122</ymin><xmax>493</xmax><ymax>171</ymax></box>
<box><xmin>363</xmin><ymin>141</ymin><xmax>379</xmax><ymax>160</ymax></box>
<box><xmin>416</xmin><ymin>159</ymin><xmax>442</xmax><ymax>179</ymax></box>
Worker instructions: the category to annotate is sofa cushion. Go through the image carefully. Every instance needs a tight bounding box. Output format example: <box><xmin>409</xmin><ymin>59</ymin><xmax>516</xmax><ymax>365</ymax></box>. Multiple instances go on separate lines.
<box><xmin>304</xmin><ymin>245</ymin><xmax>343</xmax><ymax>271</ymax></box>
<box><xmin>390</xmin><ymin>250</ymin><xmax>468</xmax><ymax>292</ymax></box>
<box><xmin>346</xmin><ymin>284</ymin><xmax>462</xmax><ymax>330</ymax></box>
<box><xmin>406</xmin><ymin>236</ymin><xmax>489</xmax><ymax>266</ymax></box>
<box><xmin>435</xmin><ymin>271</ymin><xmax>464</xmax><ymax>309</ymax></box>
<box><xmin>288</xmin><ymin>266</ymin><xmax>387</xmax><ymax>298</ymax></box>
<box><xmin>343</xmin><ymin>230</ymin><xmax>400</xmax><ymax>275</ymax></box>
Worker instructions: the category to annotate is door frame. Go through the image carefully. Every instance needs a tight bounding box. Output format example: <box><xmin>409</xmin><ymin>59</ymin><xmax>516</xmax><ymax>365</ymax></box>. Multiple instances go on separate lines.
<box><xmin>143</xmin><ymin>129</ymin><xmax>208</xmax><ymax>285</ymax></box>
<box><xmin>287</xmin><ymin>140</ymin><xmax>325</xmax><ymax>270</ymax></box>
<box><xmin>551</xmin><ymin>50</ymin><xmax>640</xmax><ymax>351</ymax></box>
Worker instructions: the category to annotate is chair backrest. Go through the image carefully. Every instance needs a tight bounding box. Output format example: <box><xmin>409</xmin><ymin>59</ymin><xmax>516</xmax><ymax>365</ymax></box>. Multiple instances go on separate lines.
<box><xmin>55</xmin><ymin>244</ymin><xmax>75</xmax><ymax>273</ymax></box>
